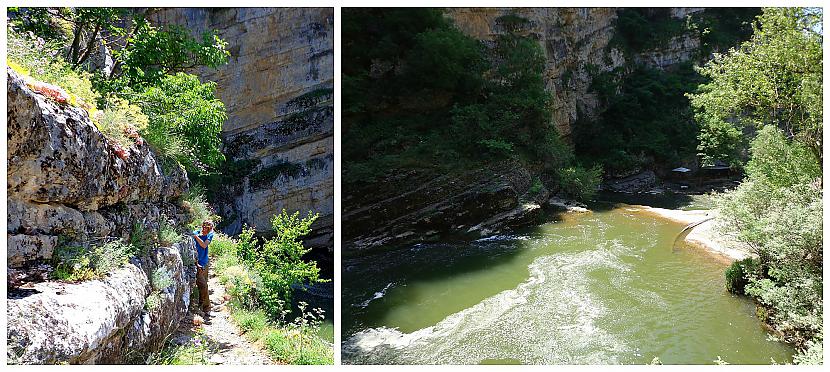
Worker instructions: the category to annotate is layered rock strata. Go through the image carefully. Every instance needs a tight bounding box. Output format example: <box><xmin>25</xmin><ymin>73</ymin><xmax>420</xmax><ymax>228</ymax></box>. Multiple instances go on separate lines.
<box><xmin>343</xmin><ymin>161</ymin><xmax>549</xmax><ymax>255</ymax></box>
<box><xmin>147</xmin><ymin>8</ymin><xmax>335</xmax><ymax>250</ymax></box>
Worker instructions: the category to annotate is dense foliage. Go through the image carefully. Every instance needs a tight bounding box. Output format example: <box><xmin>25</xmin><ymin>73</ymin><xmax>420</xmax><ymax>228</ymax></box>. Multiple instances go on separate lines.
<box><xmin>577</xmin><ymin>9</ymin><xmax>759</xmax><ymax>174</ymax></box>
<box><xmin>343</xmin><ymin>9</ymin><xmax>596</xmax><ymax>200</ymax></box>
<box><xmin>8</xmin><ymin>7</ymin><xmax>229</xmax><ymax>178</ymax></box>
<box><xmin>575</xmin><ymin>64</ymin><xmax>703</xmax><ymax>173</ymax></box>
<box><xmin>204</xmin><ymin>216</ymin><xmax>332</xmax><ymax>364</ymax></box>
<box><xmin>134</xmin><ymin>73</ymin><xmax>227</xmax><ymax>175</ymax></box>
<box><xmin>689</xmin><ymin>7</ymin><xmax>823</xmax><ymax>166</ymax></box>
<box><xmin>701</xmin><ymin>8</ymin><xmax>823</xmax><ymax>365</ymax></box>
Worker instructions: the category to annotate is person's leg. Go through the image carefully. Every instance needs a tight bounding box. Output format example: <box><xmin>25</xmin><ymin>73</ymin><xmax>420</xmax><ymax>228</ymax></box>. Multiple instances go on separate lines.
<box><xmin>196</xmin><ymin>265</ymin><xmax>210</xmax><ymax>314</ymax></box>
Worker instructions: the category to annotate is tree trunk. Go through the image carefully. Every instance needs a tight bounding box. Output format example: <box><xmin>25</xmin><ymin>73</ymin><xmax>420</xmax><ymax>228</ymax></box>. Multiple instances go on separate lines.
<box><xmin>76</xmin><ymin>24</ymin><xmax>101</xmax><ymax>66</ymax></box>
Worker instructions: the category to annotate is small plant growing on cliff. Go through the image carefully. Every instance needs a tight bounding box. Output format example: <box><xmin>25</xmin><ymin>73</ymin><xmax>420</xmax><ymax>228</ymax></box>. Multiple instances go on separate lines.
<box><xmin>152</xmin><ymin>267</ymin><xmax>174</xmax><ymax>291</ymax></box>
<box><xmin>157</xmin><ymin>218</ymin><xmax>180</xmax><ymax>247</ymax></box>
<box><xmin>52</xmin><ymin>240</ymin><xmax>134</xmax><ymax>282</ymax></box>
<box><xmin>130</xmin><ymin>222</ymin><xmax>156</xmax><ymax>256</ymax></box>
<box><xmin>145</xmin><ymin>268</ymin><xmax>173</xmax><ymax>312</ymax></box>
<box><xmin>94</xmin><ymin>96</ymin><xmax>149</xmax><ymax>150</ymax></box>
<box><xmin>181</xmin><ymin>185</ymin><xmax>221</xmax><ymax>231</ymax></box>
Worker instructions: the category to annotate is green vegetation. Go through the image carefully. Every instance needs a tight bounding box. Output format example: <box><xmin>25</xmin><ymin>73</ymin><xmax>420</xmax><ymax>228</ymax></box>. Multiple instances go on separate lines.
<box><xmin>725</xmin><ymin>257</ymin><xmax>756</xmax><ymax>295</ymax></box>
<box><xmin>180</xmin><ymin>185</ymin><xmax>222</xmax><ymax>231</ymax></box>
<box><xmin>577</xmin><ymin>8</ymin><xmax>759</xmax><ymax>174</ymax></box>
<box><xmin>133</xmin><ymin>73</ymin><xmax>227</xmax><ymax>176</ymax></box>
<box><xmin>343</xmin><ymin>9</ymin><xmax>595</xmax><ymax>200</ymax></box>
<box><xmin>206</xmin><ymin>213</ymin><xmax>332</xmax><ymax>364</ymax></box>
<box><xmin>689</xmin><ymin>7</ymin><xmax>822</xmax><ymax>166</ymax></box>
<box><xmin>145</xmin><ymin>267</ymin><xmax>174</xmax><ymax>311</ymax></box>
<box><xmin>51</xmin><ymin>240</ymin><xmax>134</xmax><ymax>282</ymax></box>
<box><xmin>234</xmin><ymin>211</ymin><xmax>325</xmax><ymax>317</ymax></box>
<box><xmin>576</xmin><ymin>64</ymin><xmax>703</xmax><ymax>173</ymax></box>
<box><xmin>158</xmin><ymin>218</ymin><xmax>181</xmax><ymax>247</ymax></box>
<box><xmin>7</xmin><ymin>7</ymin><xmax>229</xmax><ymax>178</ymax></box>
<box><xmin>557</xmin><ymin>165</ymin><xmax>602</xmax><ymax>201</ymax></box>
<box><xmin>694</xmin><ymin>8</ymin><xmax>823</xmax><ymax>365</ymax></box>
<box><xmin>147</xmin><ymin>329</ymin><xmax>210</xmax><ymax>365</ymax></box>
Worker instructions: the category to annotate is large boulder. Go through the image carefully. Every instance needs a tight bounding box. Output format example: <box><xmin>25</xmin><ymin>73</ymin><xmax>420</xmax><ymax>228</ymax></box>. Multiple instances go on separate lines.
<box><xmin>7</xmin><ymin>242</ymin><xmax>196</xmax><ymax>364</ymax></box>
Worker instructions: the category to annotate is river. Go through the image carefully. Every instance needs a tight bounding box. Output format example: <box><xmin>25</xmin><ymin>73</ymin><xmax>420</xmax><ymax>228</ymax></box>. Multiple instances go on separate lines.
<box><xmin>341</xmin><ymin>200</ymin><xmax>794</xmax><ymax>364</ymax></box>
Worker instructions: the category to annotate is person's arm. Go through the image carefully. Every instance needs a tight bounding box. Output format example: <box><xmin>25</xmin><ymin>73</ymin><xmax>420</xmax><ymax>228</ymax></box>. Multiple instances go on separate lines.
<box><xmin>193</xmin><ymin>234</ymin><xmax>209</xmax><ymax>249</ymax></box>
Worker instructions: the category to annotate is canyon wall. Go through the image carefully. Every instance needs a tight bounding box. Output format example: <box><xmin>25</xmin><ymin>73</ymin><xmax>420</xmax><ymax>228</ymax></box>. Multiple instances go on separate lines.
<box><xmin>344</xmin><ymin>8</ymin><xmax>707</xmax><ymax>253</ymax></box>
<box><xmin>147</xmin><ymin>8</ymin><xmax>335</xmax><ymax>250</ymax></box>
<box><xmin>446</xmin><ymin>7</ymin><xmax>703</xmax><ymax>139</ymax></box>
<box><xmin>7</xmin><ymin>69</ymin><xmax>196</xmax><ymax>364</ymax></box>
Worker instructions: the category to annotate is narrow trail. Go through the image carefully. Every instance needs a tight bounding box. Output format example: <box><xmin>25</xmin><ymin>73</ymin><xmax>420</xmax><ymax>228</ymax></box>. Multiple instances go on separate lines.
<box><xmin>168</xmin><ymin>273</ymin><xmax>274</xmax><ymax>365</ymax></box>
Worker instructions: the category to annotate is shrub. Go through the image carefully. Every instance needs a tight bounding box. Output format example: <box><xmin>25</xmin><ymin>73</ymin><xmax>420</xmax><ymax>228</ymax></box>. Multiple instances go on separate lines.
<box><xmin>247</xmin><ymin>211</ymin><xmax>325</xmax><ymax>317</ymax></box>
<box><xmin>130</xmin><ymin>222</ymin><xmax>156</xmax><ymax>256</ymax></box>
<box><xmin>180</xmin><ymin>185</ymin><xmax>220</xmax><ymax>231</ymax></box>
<box><xmin>157</xmin><ymin>218</ymin><xmax>180</xmax><ymax>247</ymax></box>
<box><xmin>233</xmin><ymin>307</ymin><xmax>270</xmax><ymax>336</ymax></box>
<box><xmin>93</xmin><ymin>96</ymin><xmax>149</xmax><ymax>150</ymax></box>
<box><xmin>725</xmin><ymin>257</ymin><xmax>756</xmax><ymax>294</ymax></box>
<box><xmin>716</xmin><ymin>125</ymin><xmax>822</xmax><ymax>358</ymax></box>
<box><xmin>557</xmin><ymin>165</ymin><xmax>602</xmax><ymax>201</ymax></box>
<box><xmin>208</xmin><ymin>233</ymin><xmax>237</xmax><ymax>259</ymax></box>
<box><xmin>134</xmin><ymin>73</ymin><xmax>227</xmax><ymax>177</ymax></box>
<box><xmin>262</xmin><ymin>328</ymin><xmax>332</xmax><ymax>365</ymax></box>
<box><xmin>52</xmin><ymin>240</ymin><xmax>134</xmax><ymax>281</ymax></box>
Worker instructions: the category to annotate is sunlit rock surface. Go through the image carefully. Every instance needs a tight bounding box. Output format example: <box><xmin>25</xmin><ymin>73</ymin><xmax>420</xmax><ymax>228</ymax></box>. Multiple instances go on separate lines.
<box><xmin>147</xmin><ymin>8</ymin><xmax>334</xmax><ymax>250</ymax></box>
<box><xmin>7</xmin><ymin>68</ymin><xmax>195</xmax><ymax>364</ymax></box>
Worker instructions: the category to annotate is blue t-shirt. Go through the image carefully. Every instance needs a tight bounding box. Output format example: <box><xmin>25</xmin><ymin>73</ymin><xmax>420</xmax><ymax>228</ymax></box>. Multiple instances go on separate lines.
<box><xmin>193</xmin><ymin>231</ymin><xmax>214</xmax><ymax>267</ymax></box>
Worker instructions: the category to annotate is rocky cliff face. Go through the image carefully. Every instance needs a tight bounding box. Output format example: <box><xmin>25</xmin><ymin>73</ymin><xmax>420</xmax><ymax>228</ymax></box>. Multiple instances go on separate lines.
<box><xmin>343</xmin><ymin>161</ymin><xmax>549</xmax><ymax>255</ymax></box>
<box><xmin>446</xmin><ymin>7</ymin><xmax>703</xmax><ymax>139</ymax></box>
<box><xmin>7</xmin><ymin>69</ymin><xmax>196</xmax><ymax>364</ymax></box>
<box><xmin>147</xmin><ymin>8</ymin><xmax>334</xmax><ymax>250</ymax></box>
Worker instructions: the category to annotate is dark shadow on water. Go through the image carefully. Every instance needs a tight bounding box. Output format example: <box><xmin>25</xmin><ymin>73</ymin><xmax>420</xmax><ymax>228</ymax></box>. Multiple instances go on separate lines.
<box><xmin>595</xmin><ymin>191</ymin><xmax>696</xmax><ymax>210</ymax></box>
<box><xmin>342</xmin><ymin>210</ymin><xmax>568</xmax><ymax>335</ymax></box>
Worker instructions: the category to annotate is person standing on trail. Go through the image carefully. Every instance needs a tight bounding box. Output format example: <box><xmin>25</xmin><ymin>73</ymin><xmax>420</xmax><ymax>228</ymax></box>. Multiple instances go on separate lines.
<box><xmin>193</xmin><ymin>220</ymin><xmax>215</xmax><ymax>316</ymax></box>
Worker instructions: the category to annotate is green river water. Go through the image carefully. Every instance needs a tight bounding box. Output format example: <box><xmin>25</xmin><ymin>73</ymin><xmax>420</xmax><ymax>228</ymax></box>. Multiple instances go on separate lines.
<box><xmin>342</xmin><ymin>202</ymin><xmax>794</xmax><ymax>364</ymax></box>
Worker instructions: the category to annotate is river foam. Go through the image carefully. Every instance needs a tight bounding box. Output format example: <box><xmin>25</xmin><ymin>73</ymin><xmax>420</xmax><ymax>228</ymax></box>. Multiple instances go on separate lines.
<box><xmin>344</xmin><ymin>238</ymin><xmax>645</xmax><ymax>364</ymax></box>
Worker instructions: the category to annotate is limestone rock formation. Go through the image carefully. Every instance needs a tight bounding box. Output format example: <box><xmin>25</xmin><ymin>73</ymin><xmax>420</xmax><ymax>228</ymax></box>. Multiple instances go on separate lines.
<box><xmin>147</xmin><ymin>8</ymin><xmax>334</xmax><ymax>250</ymax></box>
<box><xmin>7</xmin><ymin>243</ymin><xmax>195</xmax><ymax>364</ymax></box>
<box><xmin>7</xmin><ymin>69</ymin><xmax>189</xmax><ymax>268</ymax></box>
<box><xmin>343</xmin><ymin>161</ymin><xmax>546</xmax><ymax>254</ymax></box>
<box><xmin>7</xmin><ymin>68</ymin><xmax>195</xmax><ymax>364</ymax></box>
<box><xmin>446</xmin><ymin>7</ymin><xmax>704</xmax><ymax>140</ymax></box>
